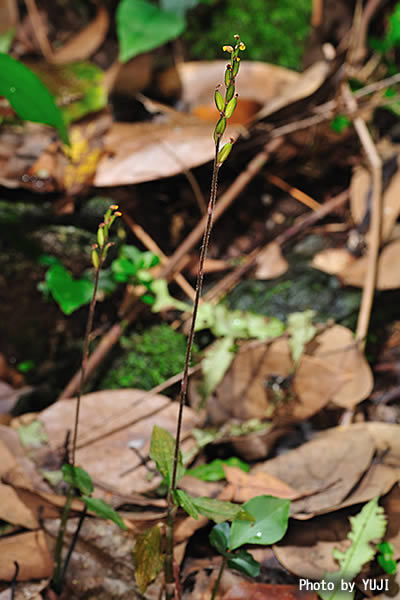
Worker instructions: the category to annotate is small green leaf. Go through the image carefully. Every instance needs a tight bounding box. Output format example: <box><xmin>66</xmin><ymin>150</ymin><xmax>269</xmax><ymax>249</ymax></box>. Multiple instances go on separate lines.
<box><xmin>228</xmin><ymin>548</ymin><xmax>261</xmax><ymax>577</ymax></box>
<box><xmin>44</xmin><ymin>264</ymin><xmax>94</xmax><ymax>315</ymax></box>
<box><xmin>377</xmin><ymin>541</ymin><xmax>397</xmax><ymax>575</ymax></box>
<box><xmin>0</xmin><ymin>52</ymin><xmax>69</xmax><ymax>144</ymax></box>
<box><xmin>187</xmin><ymin>457</ymin><xmax>250</xmax><ymax>482</ymax></box>
<box><xmin>330</xmin><ymin>114</ymin><xmax>351</xmax><ymax>134</ymax></box>
<box><xmin>18</xmin><ymin>421</ymin><xmax>48</xmax><ymax>448</ymax></box>
<box><xmin>229</xmin><ymin>495</ymin><xmax>290</xmax><ymax>550</ymax></box>
<box><xmin>210</xmin><ymin>522</ymin><xmax>230</xmax><ymax>553</ymax></box>
<box><xmin>0</xmin><ymin>29</ymin><xmax>15</xmax><ymax>54</ymax></box>
<box><xmin>134</xmin><ymin>525</ymin><xmax>164</xmax><ymax>593</ymax></box>
<box><xmin>287</xmin><ymin>309</ymin><xmax>317</xmax><ymax>363</ymax></box>
<box><xmin>172</xmin><ymin>489</ymin><xmax>199</xmax><ymax>519</ymax></box>
<box><xmin>62</xmin><ymin>465</ymin><xmax>94</xmax><ymax>496</ymax></box>
<box><xmin>82</xmin><ymin>496</ymin><xmax>127</xmax><ymax>530</ymax></box>
<box><xmin>200</xmin><ymin>336</ymin><xmax>236</xmax><ymax>399</ymax></box>
<box><xmin>149</xmin><ymin>425</ymin><xmax>185</xmax><ymax>488</ymax></box>
<box><xmin>117</xmin><ymin>0</ymin><xmax>185</xmax><ymax>63</ymax></box>
<box><xmin>151</xmin><ymin>279</ymin><xmax>191</xmax><ymax>313</ymax></box>
<box><xmin>191</xmin><ymin>497</ymin><xmax>253</xmax><ymax>524</ymax></box>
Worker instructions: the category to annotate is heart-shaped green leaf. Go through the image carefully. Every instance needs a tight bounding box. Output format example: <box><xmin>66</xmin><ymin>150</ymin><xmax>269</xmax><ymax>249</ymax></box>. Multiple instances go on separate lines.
<box><xmin>0</xmin><ymin>52</ymin><xmax>69</xmax><ymax>144</ymax></box>
<box><xmin>210</xmin><ymin>522</ymin><xmax>230</xmax><ymax>554</ymax></box>
<box><xmin>229</xmin><ymin>495</ymin><xmax>290</xmax><ymax>550</ymax></box>
<box><xmin>117</xmin><ymin>0</ymin><xmax>185</xmax><ymax>63</ymax></box>
<box><xmin>45</xmin><ymin>264</ymin><xmax>94</xmax><ymax>315</ymax></box>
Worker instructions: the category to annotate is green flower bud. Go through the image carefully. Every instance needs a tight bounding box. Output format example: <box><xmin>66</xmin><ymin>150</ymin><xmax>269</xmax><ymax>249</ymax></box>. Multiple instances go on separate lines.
<box><xmin>217</xmin><ymin>142</ymin><xmax>233</xmax><ymax>165</ymax></box>
<box><xmin>232</xmin><ymin>57</ymin><xmax>240</xmax><ymax>77</ymax></box>
<box><xmin>97</xmin><ymin>225</ymin><xmax>105</xmax><ymax>247</ymax></box>
<box><xmin>91</xmin><ymin>249</ymin><xmax>100</xmax><ymax>269</ymax></box>
<box><xmin>225</xmin><ymin>65</ymin><xmax>232</xmax><ymax>87</ymax></box>
<box><xmin>225</xmin><ymin>96</ymin><xmax>237</xmax><ymax>118</ymax></box>
<box><xmin>214</xmin><ymin>89</ymin><xmax>225</xmax><ymax>112</ymax></box>
<box><xmin>214</xmin><ymin>116</ymin><xmax>226</xmax><ymax>142</ymax></box>
<box><xmin>225</xmin><ymin>84</ymin><xmax>235</xmax><ymax>103</ymax></box>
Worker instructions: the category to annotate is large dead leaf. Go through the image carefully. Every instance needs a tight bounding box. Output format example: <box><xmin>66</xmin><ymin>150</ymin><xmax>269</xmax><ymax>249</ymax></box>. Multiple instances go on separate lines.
<box><xmin>223</xmin><ymin>581</ymin><xmax>319</xmax><ymax>600</ymax></box>
<box><xmin>0</xmin><ymin>482</ymin><xmax>39</xmax><ymax>529</ymax></box>
<box><xmin>222</xmin><ymin>465</ymin><xmax>307</xmax><ymax>503</ymax></box>
<box><xmin>39</xmin><ymin>389</ymin><xmax>200</xmax><ymax>495</ymax></box>
<box><xmin>340</xmin><ymin>238</ymin><xmax>400</xmax><ymax>290</ymax></box>
<box><xmin>0</xmin><ymin>530</ymin><xmax>53</xmax><ymax>581</ymax></box>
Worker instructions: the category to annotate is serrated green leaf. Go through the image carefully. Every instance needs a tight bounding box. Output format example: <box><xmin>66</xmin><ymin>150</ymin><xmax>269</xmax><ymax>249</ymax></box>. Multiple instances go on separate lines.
<box><xmin>187</xmin><ymin>457</ymin><xmax>250</xmax><ymax>482</ymax></box>
<box><xmin>151</xmin><ymin>279</ymin><xmax>191</xmax><ymax>313</ymax></box>
<box><xmin>319</xmin><ymin>497</ymin><xmax>387</xmax><ymax>600</ymax></box>
<box><xmin>134</xmin><ymin>525</ymin><xmax>164</xmax><ymax>593</ymax></box>
<box><xmin>228</xmin><ymin>548</ymin><xmax>261</xmax><ymax>577</ymax></box>
<box><xmin>377</xmin><ymin>541</ymin><xmax>397</xmax><ymax>575</ymax></box>
<box><xmin>210</xmin><ymin>522</ymin><xmax>230</xmax><ymax>553</ymax></box>
<box><xmin>288</xmin><ymin>309</ymin><xmax>317</xmax><ymax>363</ymax></box>
<box><xmin>44</xmin><ymin>264</ymin><xmax>94</xmax><ymax>315</ymax></box>
<box><xmin>229</xmin><ymin>495</ymin><xmax>290</xmax><ymax>550</ymax></box>
<box><xmin>18</xmin><ymin>421</ymin><xmax>48</xmax><ymax>448</ymax></box>
<box><xmin>82</xmin><ymin>496</ymin><xmax>127</xmax><ymax>530</ymax></box>
<box><xmin>62</xmin><ymin>465</ymin><xmax>93</xmax><ymax>496</ymax></box>
<box><xmin>149</xmin><ymin>425</ymin><xmax>185</xmax><ymax>488</ymax></box>
<box><xmin>172</xmin><ymin>489</ymin><xmax>199</xmax><ymax>519</ymax></box>
<box><xmin>117</xmin><ymin>0</ymin><xmax>185</xmax><ymax>63</ymax></box>
<box><xmin>0</xmin><ymin>52</ymin><xmax>69</xmax><ymax>144</ymax></box>
<box><xmin>191</xmin><ymin>497</ymin><xmax>253</xmax><ymax>524</ymax></box>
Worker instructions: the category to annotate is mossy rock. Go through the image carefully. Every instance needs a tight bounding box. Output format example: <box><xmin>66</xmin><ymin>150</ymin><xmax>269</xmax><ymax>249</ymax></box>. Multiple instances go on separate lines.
<box><xmin>100</xmin><ymin>323</ymin><xmax>196</xmax><ymax>391</ymax></box>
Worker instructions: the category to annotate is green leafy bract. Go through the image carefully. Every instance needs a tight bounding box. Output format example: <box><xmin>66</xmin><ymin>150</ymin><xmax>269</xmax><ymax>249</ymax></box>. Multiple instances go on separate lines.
<box><xmin>287</xmin><ymin>309</ymin><xmax>317</xmax><ymax>363</ymax></box>
<box><xmin>229</xmin><ymin>495</ymin><xmax>290</xmax><ymax>551</ymax></box>
<box><xmin>319</xmin><ymin>497</ymin><xmax>387</xmax><ymax>600</ymax></box>
<box><xmin>0</xmin><ymin>52</ymin><xmax>69</xmax><ymax>144</ymax></box>
<box><xmin>117</xmin><ymin>0</ymin><xmax>185</xmax><ymax>63</ymax></box>
<box><xmin>172</xmin><ymin>489</ymin><xmax>199</xmax><ymax>519</ymax></box>
<box><xmin>134</xmin><ymin>525</ymin><xmax>164</xmax><ymax>593</ymax></box>
<box><xmin>82</xmin><ymin>496</ymin><xmax>127</xmax><ymax>530</ymax></box>
<box><xmin>149</xmin><ymin>425</ymin><xmax>185</xmax><ymax>488</ymax></box>
<box><xmin>62</xmin><ymin>465</ymin><xmax>94</xmax><ymax>496</ymax></box>
<box><xmin>191</xmin><ymin>497</ymin><xmax>253</xmax><ymax>524</ymax></box>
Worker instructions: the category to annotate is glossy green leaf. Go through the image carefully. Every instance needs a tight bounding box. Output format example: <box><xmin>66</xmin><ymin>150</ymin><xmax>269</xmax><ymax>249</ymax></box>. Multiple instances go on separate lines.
<box><xmin>228</xmin><ymin>548</ymin><xmax>261</xmax><ymax>577</ymax></box>
<box><xmin>134</xmin><ymin>525</ymin><xmax>164</xmax><ymax>593</ymax></box>
<box><xmin>160</xmin><ymin>0</ymin><xmax>202</xmax><ymax>17</ymax></box>
<box><xmin>172</xmin><ymin>489</ymin><xmax>199</xmax><ymax>519</ymax></box>
<box><xmin>229</xmin><ymin>495</ymin><xmax>290</xmax><ymax>550</ymax></box>
<box><xmin>62</xmin><ymin>465</ymin><xmax>94</xmax><ymax>496</ymax></box>
<box><xmin>209</xmin><ymin>522</ymin><xmax>230</xmax><ymax>553</ymax></box>
<box><xmin>117</xmin><ymin>0</ymin><xmax>185</xmax><ymax>63</ymax></box>
<box><xmin>82</xmin><ymin>496</ymin><xmax>127</xmax><ymax>530</ymax></box>
<box><xmin>187</xmin><ymin>457</ymin><xmax>250</xmax><ymax>482</ymax></box>
<box><xmin>377</xmin><ymin>541</ymin><xmax>397</xmax><ymax>575</ymax></box>
<box><xmin>44</xmin><ymin>264</ymin><xmax>94</xmax><ymax>315</ymax></box>
<box><xmin>149</xmin><ymin>425</ymin><xmax>185</xmax><ymax>488</ymax></box>
<box><xmin>191</xmin><ymin>497</ymin><xmax>253</xmax><ymax>524</ymax></box>
<box><xmin>0</xmin><ymin>52</ymin><xmax>69</xmax><ymax>144</ymax></box>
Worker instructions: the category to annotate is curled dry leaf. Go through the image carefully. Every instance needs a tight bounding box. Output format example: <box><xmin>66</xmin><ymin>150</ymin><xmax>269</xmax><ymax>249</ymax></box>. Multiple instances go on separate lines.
<box><xmin>312</xmin><ymin>247</ymin><xmax>356</xmax><ymax>276</ymax></box>
<box><xmin>254</xmin><ymin>242</ymin><xmax>289</xmax><ymax>279</ymax></box>
<box><xmin>39</xmin><ymin>389</ymin><xmax>200</xmax><ymax>495</ymax></box>
<box><xmin>223</xmin><ymin>465</ymin><xmax>307</xmax><ymax>503</ymax></box>
<box><xmin>0</xmin><ymin>530</ymin><xmax>53</xmax><ymax>581</ymax></box>
<box><xmin>340</xmin><ymin>238</ymin><xmax>400</xmax><ymax>290</ymax></box>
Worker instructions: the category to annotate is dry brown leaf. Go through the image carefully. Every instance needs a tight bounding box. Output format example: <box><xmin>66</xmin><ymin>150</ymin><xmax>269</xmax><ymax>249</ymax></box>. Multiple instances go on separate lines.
<box><xmin>0</xmin><ymin>581</ymin><xmax>48</xmax><ymax>600</ymax></box>
<box><xmin>223</xmin><ymin>581</ymin><xmax>319</xmax><ymax>600</ymax></box>
<box><xmin>313</xmin><ymin>325</ymin><xmax>373</xmax><ymax>408</ymax></box>
<box><xmin>0</xmin><ymin>483</ymin><xmax>39</xmax><ymax>529</ymax></box>
<box><xmin>49</xmin><ymin>5</ymin><xmax>109</xmax><ymax>64</ymax></box>
<box><xmin>0</xmin><ymin>530</ymin><xmax>53</xmax><ymax>581</ymax></box>
<box><xmin>0</xmin><ymin>438</ymin><xmax>17</xmax><ymax>478</ymax></box>
<box><xmin>39</xmin><ymin>389</ymin><xmax>200</xmax><ymax>495</ymax></box>
<box><xmin>340</xmin><ymin>238</ymin><xmax>400</xmax><ymax>290</ymax></box>
<box><xmin>254</xmin><ymin>242</ymin><xmax>289</xmax><ymax>279</ymax></box>
<box><xmin>223</xmin><ymin>465</ymin><xmax>305</xmax><ymax>502</ymax></box>
<box><xmin>312</xmin><ymin>247</ymin><xmax>356</xmax><ymax>275</ymax></box>
<box><xmin>350</xmin><ymin>165</ymin><xmax>400</xmax><ymax>244</ymax></box>
<box><xmin>254</xmin><ymin>425</ymin><xmax>375</xmax><ymax>517</ymax></box>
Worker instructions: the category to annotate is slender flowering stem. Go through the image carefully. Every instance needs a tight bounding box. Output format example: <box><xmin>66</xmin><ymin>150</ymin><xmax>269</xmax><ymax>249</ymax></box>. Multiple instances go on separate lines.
<box><xmin>164</xmin><ymin>36</ymin><xmax>246</xmax><ymax>600</ymax></box>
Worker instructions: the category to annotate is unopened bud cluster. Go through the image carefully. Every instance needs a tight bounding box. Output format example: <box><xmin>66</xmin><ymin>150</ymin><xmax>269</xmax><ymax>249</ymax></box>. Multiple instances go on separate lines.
<box><xmin>214</xmin><ymin>34</ymin><xmax>246</xmax><ymax>166</ymax></box>
<box><xmin>91</xmin><ymin>204</ymin><xmax>121</xmax><ymax>269</ymax></box>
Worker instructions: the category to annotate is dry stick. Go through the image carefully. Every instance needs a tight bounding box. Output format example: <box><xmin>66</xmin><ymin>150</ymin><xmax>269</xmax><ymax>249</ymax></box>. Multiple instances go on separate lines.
<box><xmin>343</xmin><ymin>84</ymin><xmax>382</xmax><ymax>348</ymax></box>
<box><xmin>122</xmin><ymin>212</ymin><xmax>196</xmax><ymax>301</ymax></box>
<box><xmin>266</xmin><ymin>173</ymin><xmax>322</xmax><ymax>211</ymax></box>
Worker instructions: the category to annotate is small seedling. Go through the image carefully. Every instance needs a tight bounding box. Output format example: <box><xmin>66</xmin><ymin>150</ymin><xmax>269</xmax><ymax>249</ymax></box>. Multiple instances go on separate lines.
<box><xmin>209</xmin><ymin>495</ymin><xmax>290</xmax><ymax>599</ymax></box>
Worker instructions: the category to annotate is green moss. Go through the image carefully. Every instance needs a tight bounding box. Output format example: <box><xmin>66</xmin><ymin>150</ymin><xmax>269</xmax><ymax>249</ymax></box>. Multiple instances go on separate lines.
<box><xmin>101</xmin><ymin>323</ymin><xmax>197</xmax><ymax>391</ymax></box>
<box><xmin>185</xmin><ymin>0</ymin><xmax>312</xmax><ymax>70</ymax></box>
